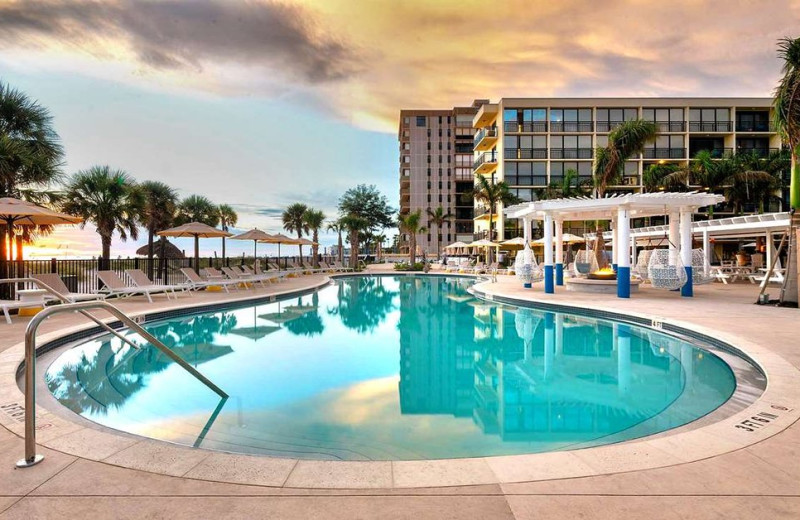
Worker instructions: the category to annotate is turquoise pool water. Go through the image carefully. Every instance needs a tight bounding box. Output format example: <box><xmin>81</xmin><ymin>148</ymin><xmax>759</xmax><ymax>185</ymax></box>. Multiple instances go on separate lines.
<box><xmin>45</xmin><ymin>275</ymin><xmax>736</xmax><ymax>460</ymax></box>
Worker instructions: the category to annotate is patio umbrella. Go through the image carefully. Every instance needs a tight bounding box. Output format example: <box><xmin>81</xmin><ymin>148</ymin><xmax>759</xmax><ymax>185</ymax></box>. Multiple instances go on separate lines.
<box><xmin>0</xmin><ymin>198</ymin><xmax>83</xmax><ymax>296</ymax></box>
<box><xmin>469</xmin><ymin>238</ymin><xmax>500</xmax><ymax>264</ymax></box>
<box><xmin>259</xmin><ymin>233</ymin><xmax>299</xmax><ymax>270</ymax></box>
<box><xmin>532</xmin><ymin>233</ymin><xmax>586</xmax><ymax>245</ymax></box>
<box><xmin>229</xmin><ymin>228</ymin><xmax>276</xmax><ymax>260</ymax></box>
<box><xmin>158</xmin><ymin>222</ymin><xmax>232</xmax><ymax>271</ymax></box>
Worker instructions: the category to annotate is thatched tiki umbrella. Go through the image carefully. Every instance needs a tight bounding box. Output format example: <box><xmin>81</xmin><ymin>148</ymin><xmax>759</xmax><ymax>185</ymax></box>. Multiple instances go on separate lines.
<box><xmin>158</xmin><ymin>222</ymin><xmax>231</xmax><ymax>271</ymax></box>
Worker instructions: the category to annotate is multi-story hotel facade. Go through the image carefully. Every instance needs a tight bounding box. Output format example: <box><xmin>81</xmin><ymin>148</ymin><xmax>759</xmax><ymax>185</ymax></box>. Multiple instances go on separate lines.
<box><xmin>398</xmin><ymin>100</ymin><xmax>488</xmax><ymax>255</ymax></box>
<box><xmin>471</xmin><ymin>98</ymin><xmax>783</xmax><ymax>241</ymax></box>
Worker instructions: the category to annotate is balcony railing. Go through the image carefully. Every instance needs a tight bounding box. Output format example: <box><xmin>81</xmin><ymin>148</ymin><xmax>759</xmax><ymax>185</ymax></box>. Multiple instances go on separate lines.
<box><xmin>473</xmin><ymin>152</ymin><xmax>498</xmax><ymax>170</ymax></box>
<box><xmin>505</xmin><ymin>121</ymin><xmax>548</xmax><ymax>133</ymax></box>
<box><xmin>643</xmin><ymin>148</ymin><xmax>686</xmax><ymax>159</ymax></box>
<box><xmin>689</xmin><ymin>147</ymin><xmax>732</xmax><ymax>158</ymax></box>
<box><xmin>550</xmin><ymin>121</ymin><xmax>593</xmax><ymax>133</ymax></box>
<box><xmin>595</xmin><ymin>121</ymin><xmax>628</xmax><ymax>133</ymax></box>
<box><xmin>736</xmin><ymin>147</ymin><xmax>781</xmax><ymax>157</ymax></box>
<box><xmin>550</xmin><ymin>148</ymin><xmax>593</xmax><ymax>159</ymax></box>
<box><xmin>735</xmin><ymin>122</ymin><xmax>773</xmax><ymax>132</ymax></box>
<box><xmin>689</xmin><ymin>121</ymin><xmax>732</xmax><ymax>132</ymax></box>
<box><xmin>504</xmin><ymin>148</ymin><xmax>548</xmax><ymax>159</ymax></box>
<box><xmin>474</xmin><ymin>127</ymin><xmax>498</xmax><ymax>147</ymax></box>
<box><xmin>653</xmin><ymin>121</ymin><xmax>686</xmax><ymax>132</ymax></box>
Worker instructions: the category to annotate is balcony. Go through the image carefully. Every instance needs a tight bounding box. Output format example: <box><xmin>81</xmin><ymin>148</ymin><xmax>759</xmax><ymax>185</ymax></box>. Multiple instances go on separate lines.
<box><xmin>652</xmin><ymin>121</ymin><xmax>686</xmax><ymax>133</ymax></box>
<box><xmin>736</xmin><ymin>147</ymin><xmax>781</xmax><ymax>157</ymax></box>
<box><xmin>474</xmin><ymin>103</ymin><xmax>499</xmax><ymax>129</ymax></box>
<box><xmin>550</xmin><ymin>121</ymin><xmax>593</xmax><ymax>133</ymax></box>
<box><xmin>550</xmin><ymin>148</ymin><xmax>593</xmax><ymax>159</ymax></box>
<box><xmin>735</xmin><ymin>121</ymin><xmax>773</xmax><ymax>132</ymax></box>
<box><xmin>504</xmin><ymin>121</ymin><xmax>548</xmax><ymax>133</ymax></box>
<box><xmin>643</xmin><ymin>148</ymin><xmax>686</xmax><ymax>159</ymax></box>
<box><xmin>474</xmin><ymin>127</ymin><xmax>498</xmax><ymax>151</ymax></box>
<box><xmin>474</xmin><ymin>206</ymin><xmax>498</xmax><ymax>221</ymax></box>
<box><xmin>505</xmin><ymin>148</ymin><xmax>548</xmax><ymax>160</ymax></box>
<box><xmin>473</xmin><ymin>152</ymin><xmax>498</xmax><ymax>174</ymax></box>
<box><xmin>689</xmin><ymin>121</ymin><xmax>732</xmax><ymax>132</ymax></box>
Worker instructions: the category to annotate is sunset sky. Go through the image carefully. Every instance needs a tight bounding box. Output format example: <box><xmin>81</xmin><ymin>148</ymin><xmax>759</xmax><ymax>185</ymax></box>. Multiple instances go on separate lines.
<box><xmin>1</xmin><ymin>0</ymin><xmax>799</xmax><ymax>257</ymax></box>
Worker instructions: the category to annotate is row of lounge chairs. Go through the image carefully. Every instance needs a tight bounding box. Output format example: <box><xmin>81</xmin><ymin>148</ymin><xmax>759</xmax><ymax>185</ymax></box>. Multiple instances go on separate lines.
<box><xmin>1</xmin><ymin>261</ymin><xmax>354</xmax><ymax>324</ymax></box>
<box><xmin>442</xmin><ymin>262</ymin><xmax>514</xmax><ymax>275</ymax></box>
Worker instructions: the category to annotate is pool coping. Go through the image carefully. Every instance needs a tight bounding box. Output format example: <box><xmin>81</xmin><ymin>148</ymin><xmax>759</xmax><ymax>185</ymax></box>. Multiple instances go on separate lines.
<box><xmin>1</xmin><ymin>272</ymin><xmax>798</xmax><ymax>490</ymax></box>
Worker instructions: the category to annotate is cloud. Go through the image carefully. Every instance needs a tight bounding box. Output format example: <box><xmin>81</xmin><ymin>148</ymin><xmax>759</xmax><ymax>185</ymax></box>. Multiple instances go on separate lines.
<box><xmin>0</xmin><ymin>0</ymin><xmax>362</xmax><ymax>86</ymax></box>
<box><xmin>1</xmin><ymin>0</ymin><xmax>799</xmax><ymax>132</ymax></box>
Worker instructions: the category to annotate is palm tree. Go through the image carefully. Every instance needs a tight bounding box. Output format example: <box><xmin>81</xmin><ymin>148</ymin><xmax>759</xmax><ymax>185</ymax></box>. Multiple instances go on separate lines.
<box><xmin>773</xmin><ymin>36</ymin><xmax>800</xmax><ymax>304</ymax></box>
<box><xmin>216</xmin><ymin>204</ymin><xmax>238</xmax><ymax>261</ymax></box>
<box><xmin>174</xmin><ymin>195</ymin><xmax>219</xmax><ymax>227</ymax></box>
<box><xmin>139</xmin><ymin>181</ymin><xmax>178</xmax><ymax>279</ymax></box>
<box><xmin>282</xmin><ymin>202</ymin><xmax>308</xmax><ymax>259</ymax></box>
<box><xmin>339</xmin><ymin>213</ymin><xmax>368</xmax><ymax>269</ymax></box>
<box><xmin>464</xmin><ymin>175</ymin><xmax>519</xmax><ymax>263</ymax></box>
<box><xmin>327</xmin><ymin>219</ymin><xmax>344</xmax><ymax>264</ymax></box>
<box><xmin>398</xmin><ymin>210</ymin><xmax>427</xmax><ymax>265</ymax></box>
<box><xmin>642</xmin><ymin>163</ymin><xmax>680</xmax><ymax>193</ymax></box>
<box><xmin>303</xmin><ymin>208</ymin><xmax>325</xmax><ymax>268</ymax></box>
<box><xmin>593</xmin><ymin>120</ymin><xmax>658</xmax><ymax>198</ymax></box>
<box><xmin>0</xmin><ymin>81</ymin><xmax>64</xmax><ymax>293</ymax></box>
<box><xmin>62</xmin><ymin>166</ymin><xmax>144</xmax><ymax>269</ymax></box>
<box><xmin>426</xmin><ymin>206</ymin><xmax>454</xmax><ymax>259</ymax></box>
<box><xmin>536</xmin><ymin>169</ymin><xmax>590</xmax><ymax>200</ymax></box>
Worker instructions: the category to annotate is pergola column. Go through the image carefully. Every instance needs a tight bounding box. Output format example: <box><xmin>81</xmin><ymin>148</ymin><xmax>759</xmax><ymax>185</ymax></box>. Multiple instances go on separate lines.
<box><xmin>668</xmin><ymin>211</ymin><xmax>679</xmax><ymax>266</ymax></box>
<box><xmin>680</xmin><ymin>209</ymin><xmax>693</xmax><ymax>297</ymax></box>
<box><xmin>611</xmin><ymin>216</ymin><xmax>618</xmax><ymax>271</ymax></box>
<box><xmin>617</xmin><ymin>206</ymin><xmax>631</xmax><ymax>298</ymax></box>
<box><xmin>543</xmin><ymin>213</ymin><xmax>554</xmax><ymax>294</ymax></box>
<box><xmin>766</xmin><ymin>230</ymin><xmax>774</xmax><ymax>270</ymax></box>
<box><xmin>555</xmin><ymin>219</ymin><xmax>564</xmax><ymax>286</ymax></box>
<box><xmin>702</xmin><ymin>229</ymin><xmax>711</xmax><ymax>277</ymax></box>
<box><xmin>522</xmin><ymin>216</ymin><xmax>533</xmax><ymax>288</ymax></box>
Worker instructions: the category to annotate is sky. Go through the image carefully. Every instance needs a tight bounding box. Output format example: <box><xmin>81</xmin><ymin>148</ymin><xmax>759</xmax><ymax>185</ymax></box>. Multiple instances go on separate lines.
<box><xmin>1</xmin><ymin>0</ymin><xmax>799</xmax><ymax>258</ymax></box>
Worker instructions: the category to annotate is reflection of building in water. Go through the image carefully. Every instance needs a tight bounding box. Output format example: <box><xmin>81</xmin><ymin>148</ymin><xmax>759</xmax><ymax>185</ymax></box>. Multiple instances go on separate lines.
<box><xmin>398</xmin><ymin>278</ymin><xmax>475</xmax><ymax>417</ymax></box>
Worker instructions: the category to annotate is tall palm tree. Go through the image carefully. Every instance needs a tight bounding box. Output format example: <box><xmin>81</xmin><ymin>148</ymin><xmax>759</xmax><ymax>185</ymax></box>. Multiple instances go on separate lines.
<box><xmin>139</xmin><ymin>181</ymin><xmax>178</xmax><ymax>280</ymax></box>
<box><xmin>536</xmin><ymin>168</ymin><xmax>591</xmax><ymax>200</ymax></box>
<box><xmin>593</xmin><ymin>120</ymin><xmax>658</xmax><ymax>198</ymax></box>
<box><xmin>282</xmin><ymin>202</ymin><xmax>308</xmax><ymax>259</ymax></box>
<box><xmin>327</xmin><ymin>219</ymin><xmax>344</xmax><ymax>264</ymax></box>
<box><xmin>773</xmin><ymin>35</ymin><xmax>800</xmax><ymax>304</ymax></box>
<box><xmin>0</xmin><ymin>81</ymin><xmax>64</xmax><ymax>293</ymax></box>
<box><xmin>426</xmin><ymin>206</ymin><xmax>454</xmax><ymax>259</ymax></box>
<box><xmin>642</xmin><ymin>163</ymin><xmax>680</xmax><ymax>193</ymax></box>
<box><xmin>398</xmin><ymin>210</ymin><xmax>427</xmax><ymax>265</ymax></box>
<box><xmin>339</xmin><ymin>213</ymin><xmax>368</xmax><ymax>269</ymax></box>
<box><xmin>216</xmin><ymin>204</ymin><xmax>238</xmax><ymax>261</ymax></box>
<box><xmin>63</xmin><ymin>166</ymin><xmax>144</xmax><ymax>269</ymax></box>
<box><xmin>303</xmin><ymin>208</ymin><xmax>325</xmax><ymax>268</ymax></box>
<box><xmin>464</xmin><ymin>175</ymin><xmax>519</xmax><ymax>263</ymax></box>
<box><xmin>174</xmin><ymin>195</ymin><xmax>219</xmax><ymax>227</ymax></box>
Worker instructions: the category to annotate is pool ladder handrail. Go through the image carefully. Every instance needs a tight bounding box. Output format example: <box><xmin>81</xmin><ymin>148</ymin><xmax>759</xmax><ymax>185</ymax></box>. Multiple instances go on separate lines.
<box><xmin>13</xmin><ymin>297</ymin><xmax>229</xmax><ymax>469</ymax></box>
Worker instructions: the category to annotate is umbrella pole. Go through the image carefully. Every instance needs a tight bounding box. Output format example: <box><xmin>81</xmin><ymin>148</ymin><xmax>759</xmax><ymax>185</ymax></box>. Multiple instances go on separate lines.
<box><xmin>278</xmin><ymin>243</ymin><xmax>282</xmax><ymax>271</ymax></box>
<box><xmin>194</xmin><ymin>234</ymin><xmax>200</xmax><ymax>272</ymax></box>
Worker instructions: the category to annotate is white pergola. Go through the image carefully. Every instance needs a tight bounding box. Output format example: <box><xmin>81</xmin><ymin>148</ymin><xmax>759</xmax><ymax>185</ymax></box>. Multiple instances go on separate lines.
<box><xmin>595</xmin><ymin>212</ymin><xmax>791</xmax><ymax>272</ymax></box>
<box><xmin>505</xmin><ymin>192</ymin><xmax>726</xmax><ymax>298</ymax></box>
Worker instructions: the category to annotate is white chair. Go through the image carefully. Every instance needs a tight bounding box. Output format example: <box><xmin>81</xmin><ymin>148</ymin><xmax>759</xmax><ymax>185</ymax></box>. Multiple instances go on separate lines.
<box><xmin>647</xmin><ymin>249</ymin><xmax>688</xmax><ymax>290</ymax></box>
<box><xmin>97</xmin><ymin>271</ymin><xmax>171</xmax><ymax>302</ymax></box>
<box><xmin>32</xmin><ymin>273</ymin><xmax>105</xmax><ymax>303</ymax></box>
<box><xmin>125</xmin><ymin>269</ymin><xmax>190</xmax><ymax>296</ymax></box>
<box><xmin>180</xmin><ymin>267</ymin><xmax>240</xmax><ymax>292</ymax></box>
<box><xmin>1</xmin><ymin>299</ymin><xmax>43</xmax><ymax>324</ymax></box>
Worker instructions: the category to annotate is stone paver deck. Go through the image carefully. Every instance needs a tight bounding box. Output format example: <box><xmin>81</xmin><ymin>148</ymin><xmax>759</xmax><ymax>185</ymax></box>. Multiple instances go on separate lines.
<box><xmin>0</xmin><ymin>271</ymin><xmax>798</xmax><ymax>518</ymax></box>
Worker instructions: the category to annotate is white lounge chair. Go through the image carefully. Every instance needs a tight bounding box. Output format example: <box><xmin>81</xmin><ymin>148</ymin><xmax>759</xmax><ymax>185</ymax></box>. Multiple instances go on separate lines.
<box><xmin>242</xmin><ymin>265</ymin><xmax>285</xmax><ymax>283</ymax></box>
<box><xmin>1</xmin><ymin>298</ymin><xmax>44</xmax><ymax>324</ymax></box>
<box><xmin>180</xmin><ymin>267</ymin><xmax>240</xmax><ymax>292</ymax></box>
<box><xmin>222</xmin><ymin>266</ymin><xmax>268</xmax><ymax>287</ymax></box>
<box><xmin>32</xmin><ymin>273</ymin><xmax>105</xmax><ymax>303</ymax></box>
<box><xmin>126</xmin><ymin>269</ymin><xmax>190</xmax><ymax>297</ymax></box>
<box><xmin>97</xmin><ymin>271</ymin><xmax>172</xmax><ymax>302</ymax></box>
<box><xmin>332</xmin><ymin>261</ymin><xmax>354</xmax><ymax>272</ymax></box>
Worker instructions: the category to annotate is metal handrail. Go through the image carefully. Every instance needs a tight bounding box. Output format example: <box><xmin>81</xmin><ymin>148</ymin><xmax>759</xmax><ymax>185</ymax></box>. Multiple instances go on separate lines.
<box><xmin>16</xmin><ymin>299</ymin><xmax>228</xmax><ymax>468</ymax></box>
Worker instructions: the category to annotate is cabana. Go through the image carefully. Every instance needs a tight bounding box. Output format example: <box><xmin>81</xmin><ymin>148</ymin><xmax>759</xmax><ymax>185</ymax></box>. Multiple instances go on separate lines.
<box><xmin>505</xmin><ymin>192</ymin><xmax>725</xmax><ymax>299</ymax></box>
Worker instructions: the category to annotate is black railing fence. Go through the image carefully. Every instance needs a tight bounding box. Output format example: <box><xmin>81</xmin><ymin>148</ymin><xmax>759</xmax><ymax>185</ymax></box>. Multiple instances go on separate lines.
<box><xmin>0</xmin><ymin>255</ymin><xmax>320</xmax><ymax>299</ymax></box>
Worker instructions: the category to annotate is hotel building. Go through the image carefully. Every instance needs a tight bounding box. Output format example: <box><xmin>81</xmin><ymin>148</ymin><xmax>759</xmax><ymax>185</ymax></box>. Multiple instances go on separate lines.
<box><xmin>398</xmin><ymin>101</ymin><xmax>487</xmax><ymax>255</ymax></box>
<box><xmin>471</xmin><ymin>98</ymin><xmax>783</xmax><ymax>241</ymax></box>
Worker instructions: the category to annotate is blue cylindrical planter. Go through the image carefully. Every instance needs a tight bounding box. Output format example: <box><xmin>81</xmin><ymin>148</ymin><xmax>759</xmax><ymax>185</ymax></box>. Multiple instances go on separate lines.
<box><xmin>617</xmin><ymin>266</ymin><xmax>631</xmax><ymax>298</ymax></box>
<box><xmin>681</xmin><ymin>266</ymin><xmax>693</xmax><ymax>297</ymax></box>
<box><xmin>544</xmin><ymin>265</ymin><xmax>554</xmax><ymax>294</ymax></box>
<box><xmin>555</xmin><ymin>263</ymin><xmax>564</xmax><ymax>286</ymax></box>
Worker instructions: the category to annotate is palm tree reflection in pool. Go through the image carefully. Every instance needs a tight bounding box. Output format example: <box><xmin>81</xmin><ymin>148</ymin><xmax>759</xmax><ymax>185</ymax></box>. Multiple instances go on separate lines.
<box><xmin>46</xmin><ymin>312</ymin><xmax>238</xmax><ymax>415</ymax></box>
<box><xmin>327</xmin><ymin>277</ymin><xmax>398</xmax><ymax>333</ymax></box>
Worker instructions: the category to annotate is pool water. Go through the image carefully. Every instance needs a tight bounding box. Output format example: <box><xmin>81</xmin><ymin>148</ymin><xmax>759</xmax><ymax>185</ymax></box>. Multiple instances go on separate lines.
<box><xmin>45</xmin><ymin>275</ymin><xmax>736</xmax><ymax>460</ymax></box>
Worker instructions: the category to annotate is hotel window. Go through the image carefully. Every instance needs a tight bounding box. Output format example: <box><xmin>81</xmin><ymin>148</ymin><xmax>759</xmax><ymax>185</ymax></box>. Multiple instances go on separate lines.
<box><xmin>438</xmin><ymin>168</ymin><xmax>442</xmax><ymax>176</ymax></box>
<box><xmin>504</xmin><ymin>109</ymin><xmax>519</xmax><ymax>132</ymax></box>
<box><xmin>416</xmin><ymin>116</ymin><xmax>426</xmax><ymax>127</ymax></box>
<box><xmin>505</xmin><ymin>162</ymin><xmax>546</xmax><ymax>186</ymax></box>
<box><xmin>427</xmin><ymin>155</ymin><xmax>431</xmax><ymax>163</ymax></box>
<box><xmin>596</xmin><ymin>108</ymin><xmax>637</xmax><ymax>132</ymax></box>
<box><xmin>644</xmin><ymin>135</ymin><xmax>685</xmax><ymax>159</ymax></box>
<box><xmin>643</xmin><ymin>108</ymin><xmax>685</xmax><ymax>132</ymax></box>
<box><xmin>550</xmin><ymin>109</ymin><xmax>592</xmax><ymax>132</ymax></box>
<box><xmin>403</xmin><ymin>156</ymin><xmax>410</xmax><ymax>163</ymax></box>
<box><xmin>427</xmin><ymin>142</ymin><xmax>431</xmax><ymax>150</ymax></box>
<box><xmin>447</xmin><ymin>128</ymin><xmax>451</xmax><ymax>137</ymax></box>
<box><xmin>404</xmin><ymin>117</ymin><xmax>410</xmax><ymax>124</ymax></box>
<box><xmin>551</xmin><ymin>135</ymin><xmax>592</xmax><ymax>159</ymax></box>
<box><xmin>438</xmin><ymin>116</ymin><xmax>442</xmax><ymax>124</ymax></box>
<box><xmin>427</xmin><ymin>167</ymin><xmax>431</xmax><ymax>176</ymax></box>
<box><xmin>513</xmin><ymin>188</ymin><xmax>535</xmax><ymax>202</ymax></box>
<box><xmin>521</xmin><ymin>108</ymin><xmax>547</xmax><ymax>132</ymax></box>
<box><xmin>447</xmin><ymin>168</ymin><xmax>451</xmax><ymax>177</ymax></box>
<box><xmin>551</xmin><ymin>161</ymin><xmax>592</xmax><ymax>182</ymax></box>
<box><xmin>736</xmin><ymin>111</ymin><xmax>770</xmax><ymax>132</ymax></box>
<box><xmin>689</xmin><ymin>108</ymin><xmax>731</xmax><ymax>132</ymax></box>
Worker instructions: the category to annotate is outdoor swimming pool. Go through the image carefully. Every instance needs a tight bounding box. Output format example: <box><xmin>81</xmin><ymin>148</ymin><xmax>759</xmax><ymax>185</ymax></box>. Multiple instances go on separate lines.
<box><xmin>44</xmin><ymin>275</ymin><xmax>739</xmax><ymax>461</ymax></box>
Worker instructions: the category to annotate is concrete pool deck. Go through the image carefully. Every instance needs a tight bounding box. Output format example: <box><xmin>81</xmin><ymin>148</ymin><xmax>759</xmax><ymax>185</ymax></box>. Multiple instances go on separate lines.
<box><xmin>0</xmin><ymin>271</ymin><xmax>798</xmax><ymax>518</ymax></box>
